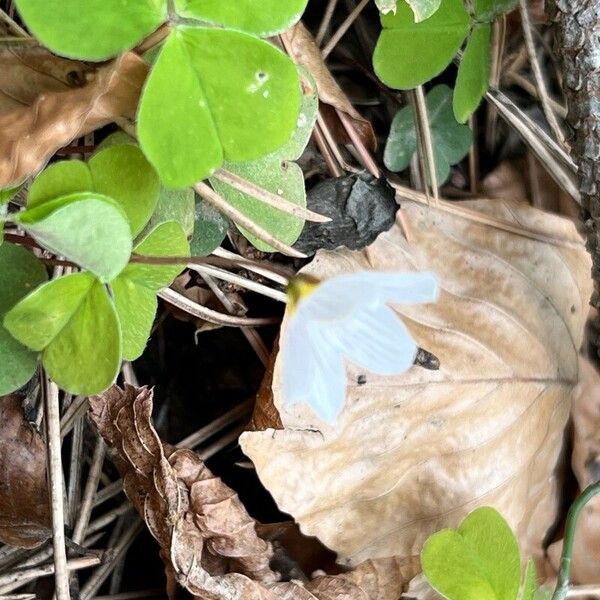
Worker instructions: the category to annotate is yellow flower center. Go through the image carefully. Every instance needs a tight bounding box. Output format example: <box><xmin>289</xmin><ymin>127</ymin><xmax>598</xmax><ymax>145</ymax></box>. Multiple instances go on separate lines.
<box><xmin>286</xmin><ymin>275</ymin><xmax>319</xmax><ymax>313</ymax></box>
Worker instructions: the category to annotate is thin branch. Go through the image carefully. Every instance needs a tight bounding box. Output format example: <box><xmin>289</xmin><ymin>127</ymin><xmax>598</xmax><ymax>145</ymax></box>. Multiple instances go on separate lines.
<box><xmin>316</xmin><ymin>0</ymin><xmax>340</xmax><ymax>45</ymax></box>
<box><xmin>42</xmin><ymin>377</ymin><xmax>70</xmax><ymax>600</ymax></box>
<box><xmin>214</xmin><ymin>168</ymin><xmax>330</xmax><ymax>223</ymax></box>
<box><xmin>410</xmin><ymin>87</ymin><xmax>439</xmax><ymax>201</ymax></box>
<box><xmin>321</xmin><ymin>0</ymin><xmax>370</xmax><ymax>59</ymax></box>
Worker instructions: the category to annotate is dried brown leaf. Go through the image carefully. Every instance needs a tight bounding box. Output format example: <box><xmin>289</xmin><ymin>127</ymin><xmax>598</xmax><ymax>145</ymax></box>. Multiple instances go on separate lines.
<box><xmin>90</xmin><ymin>385</ymin><xmax>417</xmax><ymax>600</ymax></box>
<box><xmin>241</xmin><ymin>197</ymin><xmax>592</xmax><ymax>567</ymax></box>
<box><xmin>0</xmin><ymin>395</ymin><xmax>50</xmax><ymax>548</ymax></box>
<box><xmin>281</xmin><ymin>23</ymin><xmax>376</xmax><ymax>152</ymax></box>
<box><xmin>0</xmin><ymin>46</ymin><xmax>90</xmax><ymax>115</ymax></box>
<box><xmin>547</xmin><ymin>358</ymin><xmax>600</xmax><ymax>583</ymax></box>
<box><xmin>0</xmin><ymin>52</ymin><xmax>148</xmax><ymax>187</ymax></box>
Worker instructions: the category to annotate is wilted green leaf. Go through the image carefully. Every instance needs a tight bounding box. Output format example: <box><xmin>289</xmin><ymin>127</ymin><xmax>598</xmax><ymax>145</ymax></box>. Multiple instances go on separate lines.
<box><xmin>191</xmin><ymin>199</ymin><xmax>230</xmax><ymax>256</ymax></box>
<box><xmin>0</xmin><ymin>243</ymin><xmax>47</xmax><ymax>395</ymax></box>
<box><xmin>174</xmin><ymin>0</ymin><xmax>308</xmax><ymax>36</ymax></box>
<box><xmin>474</xmin><ymin>0</ymin><xmax>518</xmax><ymax>21</ymax></box>
<box><xmin>89</xmin><ymin>145</ymin><xmax>160</xmax><ymax>236</ymax></box>
<box><xmin>138</xmin><ymin>28</ymin><xmax>301</xmax><ymax>188</ymax></box>
<box><xmin>453</xmin><ymin>24</ymin><xmax>491</xmax><ymax>123</ymax></box>
<box><xmin>421</xmin><ymin>507</ymin><xmax>521</xmax><ymax>600</ymax></box>
<box><xmin>147</xmin><ymin>186</ymin><xmax>195</xmax><ymax>238</ymax></box>
<box><xmin>18</xmin><ymin>193</ymin><xmax>133</xmax><ymax>283</ymax></box>
<box><xmin>373</xmin><ymin>0</ymin><xmax>469</xmax><ymax>89</ymax></box>
<box><xmin>14</xmin><ymin>0</ymin><xmax>167</xmax><ymax>60</ymax></box>
<box><xmin>113</xmin><ymin>221</ymin><xmax>189</xmax><ymax>360</ymax></box>
<box><xmin>384</xmin><ymin>84</ymin><xmax>472</xmax><ymax>183</ymax></box>
<box><xmin>28</xmin><ymin>160</ymin><xmax>92</xmax><ymax>208</ymax></box>
<box><xmin>5</xmin><ymin>273</ymin><xmax>121</xmax><ymax>395</ymax></box>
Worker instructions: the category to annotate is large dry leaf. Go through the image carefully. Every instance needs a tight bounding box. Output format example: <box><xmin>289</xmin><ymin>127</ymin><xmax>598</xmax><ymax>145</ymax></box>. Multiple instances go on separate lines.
<box><xmin>281</xmin><ymin>23</ymin><xmax>376</xmax><ymax>151</ymax></box>
<box><xmin>241</xmin><ymin>197</ymin><xmax>592</xmax><ymax>567</ymax></box>
<box><xmin>0</xmin><ymin>46</ymin><xmax>89</xmax><ymax>115</ymax></box>
<box><xmin>0</xmin><ymin>52</ymin><xmax>148</xmax><ymax>187</ymax></box>
<box><xmin>0</xmin><ymin>395</ymin><xmax>50</xmax><ymax>548</ymax></box>
<box><xmin>547</xmin><ymin>358</ymin><xmax>600</xmax><ymax>583</ymax></box>
<box><xmin>89</xmin><ymin>385</ymin><xmax>418</xmax><ymax>600</ymax></box>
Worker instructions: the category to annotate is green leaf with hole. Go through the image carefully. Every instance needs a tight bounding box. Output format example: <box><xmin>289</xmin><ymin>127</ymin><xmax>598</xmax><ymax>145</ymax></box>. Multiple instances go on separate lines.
<box><xmin>14</xmin><ymin>0</ymin><xmax>167</xmax><ymax>60</ymax></box>
<box><xmin>89</xmin><ymin>145</ymin><xmax>160</xmax><ymax>236</ymax></box>
<box><xmin>422</xmin><ymin>507</ymin><xmax>521</xmax><ymax>600</ymax></box>
<box><xmin>0</xmin><ymin>243</ymin><xmax>47</xmax><ymax>395</ymax></box>
<box><xmin>138</xmin><ymin>27</ymin><xmax>301</xmax><ymax>188</ymax></box>
<box><xmin>384</xmin><ymin>84</ymin><xmax>472</xmax><ymax>183</ymax></box>
<box><xmin>174</xmin><ymin>0</ymin><xmax>308</xmax><ymax>36</ymax></box>
<box><xmin>17</xmin><ymin>193</ymin><xmax>133</xmax><ymax>283</ymax></box>
<box><xmin>113</xmin><ymin>221</ymin><xmax>189</xmax><ymax>360</ymax></box>
<box><xmin>4</xmin><ymin>272</ymin><xmax>121</xmax><ymax>395</ymax></box>
<box><xmin>474</xmin><ymin>0</ymin><xmax>518</xmax><ymax>21</ymax></box>
<box><xmin>373</xmin><ymin>0</ymin><xmax>470</xmax><ymax>89</ymax></box>
<box><xmin>191</xmin><ymin>199</ymin><xmax>230</xmax><ymax>256</ymax></box>
<box><xmin>453</xmin><ymin>24</ymin><xmax>491</xmax><ymax>123</ymax></box>
<box><xmin>28</xmin><ymin>160</ymin><xmax>92</xmax><ymax>208</ymax></box>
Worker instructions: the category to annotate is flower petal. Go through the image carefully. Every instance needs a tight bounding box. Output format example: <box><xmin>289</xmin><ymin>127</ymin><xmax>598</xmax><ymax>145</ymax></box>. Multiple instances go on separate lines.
<box><xmin>337</xmin><ymin>305</ymin><xmax>417</xmax><ymax>375</ymax></box>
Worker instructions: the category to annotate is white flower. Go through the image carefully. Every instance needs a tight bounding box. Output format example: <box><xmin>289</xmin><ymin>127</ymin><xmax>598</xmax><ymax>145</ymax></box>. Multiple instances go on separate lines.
<box><xmin>281</xmin><ymin>271</ymin><xmax>439</xmax><ymax>424</ymax></box>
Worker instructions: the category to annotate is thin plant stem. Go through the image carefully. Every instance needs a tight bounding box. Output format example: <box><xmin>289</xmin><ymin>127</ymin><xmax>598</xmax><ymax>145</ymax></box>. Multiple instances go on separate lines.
<box><xmin>552</xmin><ymin>480</ymin><xmax>600</xmax><ymax>600</ymax></box>
<box><xmin>411</xmin><ymin>87</ymin><xmax>439</xmax><ymax>201</ymax></box>
<box><xmin>316</xmin><ymin>0</ymin><xmax>339</xmax><ymax>45</ymax></box>
<box><xmin>321</xmin><ymin>0</ymin><xmax>370</xmax><ymax>59</ymax></box>
<box><xmin>42</xmin><ymin>377</ymin><xmax>70</xmax><ymax>600</ymax></box>
<box><xmin>313</xmin><ymin>124</ymin><xmax>344</xmax><ymax>177</ymax></box>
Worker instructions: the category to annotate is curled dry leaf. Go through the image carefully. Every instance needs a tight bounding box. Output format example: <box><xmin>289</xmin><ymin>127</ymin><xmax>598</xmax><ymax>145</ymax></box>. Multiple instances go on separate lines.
<box><xmin>280</xmin><ymin>23</ymin><xmax>376</xmax><ymax>151</ymax></box>
<box><xmin>89</xmin><ymin>385</ymin><xmax>418</xmax><ymax>600</ymax></box>
<box><xmin>0</xmin><ymin>45</ymin><xmax>89</xmax><ymax>115</ymax></box>
<box><xmin>0</xmin><ymin>395</ymin><xmax>50</xmax><ymax>548</ymax></box>
<box><xmin>547</xmin><ymin>358</ymin><xmax>600</xmax><ymax>584</ymax></box>
<box><xmin>241</xmin><ymin>197</ymin><xmax>592</xmax><ymax>568</ymax></box>
<box><xmin>0</xmin><ymin>52</ymin><xmax>148</xmax><ymax>187</ymax></box>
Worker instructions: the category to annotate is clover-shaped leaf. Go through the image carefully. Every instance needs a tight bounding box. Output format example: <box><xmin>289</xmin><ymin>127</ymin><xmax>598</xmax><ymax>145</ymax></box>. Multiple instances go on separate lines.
<box><xmin>4</xmin><ymin>273</ymin><xmax>121</xmax><ymax>396</ymax></box>
<box><xmin>373</xmin><ymin>0</ymin><xmax>470</xmax><ymax>90</ymax></box>
<box><xmin>421</xmin><ymin>507</ymin><xmax>521</xmax><ymax>600</ymax></box>
<box><xmin>384</xmin><ymin>84</ymin><xmax>472</xmax><ymax>184</ymax></box>
<box><xmin>174</xmin><ymin>0</ymin><xmax>309</xmax><ymax>36</ymax></box>
<box><xmin>190</xmin><ymin>199</ymin><xmax>230</xmax><ymax>256</ymax></box>
<box><xmin>474</xmin><ymin>0</ymin><xmax>518</xmax><ymax>22</ymax></box>
<box><xmin>14</xmin><ymin>0</ymin><xmax>167</xmax><ymax>60</ymax></box>
<box><xmin>138</xmin><ymin>28</ymin><xmax>302</xmax><ymax>188</ymax></box>
<box><xmin>0</xmin><ymin>243</ymin><xmax>48</xmax><ymax>395</ymax></box>
<box><xmin>210</xmin><ymin>70</ymin><xmax>318</xmax><ymax>251</ymax></box>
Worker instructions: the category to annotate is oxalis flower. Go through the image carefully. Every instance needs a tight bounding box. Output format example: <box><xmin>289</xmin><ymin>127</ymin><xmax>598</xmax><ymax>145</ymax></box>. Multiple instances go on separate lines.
<box><xmin>281</xmin><ymin>271</ymin><xmax>439</xmax><ymax>424</ymax></box>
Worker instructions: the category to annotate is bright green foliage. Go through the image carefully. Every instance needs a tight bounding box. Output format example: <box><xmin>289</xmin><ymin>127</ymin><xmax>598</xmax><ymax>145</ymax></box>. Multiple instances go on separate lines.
<box><xmin>375</xmin><ymin>0</ymin><xmax>399</xmax><ymax>14</ymax></box>
<box><xmin>89</xmin><ymin>145</ymin><xmax>160</xmax><ymax>236</ymax></box>
<box><xmin>148</xmin><ymin>187</ymin><xmax>195</xmax><ymax>238</ymax></box>
<box><xmin>191</xmin><ymin>200</ymin><xmax>230</xmax><ymax>256</ymax></box>
<box><xmin>17</xmin><ymin>193</ymin><xmax>133</xmax><ymax>283</ymax></box>
<box><xmin>0</xmin><ymin>244</ymin><xmax>47</xmax><ymax>395</ymax></box>
<box><xmin>521</xmin><ymin>560</ymin><xmax>537</xmax><ymax>600</ymax></box>
<box><xmin>0</xmin><ymin>185</ymin><xmax>21</xmax><ymax>205</ymax></box>
<box><xmin>376</xmin><ymin>0</ymin><xmax>442</xmax><ymax>22</ymax></box>
<box><xmin>421</xmin><ymin>507</ymin><xmax>522</xmax><ymax>600</ymax></box>
<box><xmin>211</xmin><ymin>71</ymin><xmax>318</xmax><ymax>251</ymax></box>
<box><xmin>112</xmin><ymin>221</ymin><xmax>189</xmax><ymax>360</ymax></box>
<box><xmin>474</xmin><ymin>0</ymin><xmax>518</xmax><ymax>21</ymax></box>
<box><xmin>373</xmin><ymin>0</ymin><xmax>470</xmax><ymax>89</ymax></box>
<box><xmin>138</xmin><ymin>27</ymin><xmax>301</xmax><ymax>188</ymax></box>
<box><xmin>384</xmin><ymin>85</ymin><xmax>472</xmax><ymax>184</ymax></box>
<box><xmin>174</xmin><ymin>0</ymin><xmax>309</xmax><ymax>36</ymax></box>
<box><xmin>28</xmin><ymin>161</ymin><xmax>93</xmax><ymax>208</ymax></box>
<box><xmin>4</xmin><ymin>273</ymin><xmax>122</xmax><ymax>395</ymax></box>
<box><xmin>454</xmin><ymin>24</ymin><xmax>491</xmax><ymax>123</ymax></box>
<box><xmin>14</xmin><ymin>0</ymin><xmax>167</xmax><ymax>60</ymax></box>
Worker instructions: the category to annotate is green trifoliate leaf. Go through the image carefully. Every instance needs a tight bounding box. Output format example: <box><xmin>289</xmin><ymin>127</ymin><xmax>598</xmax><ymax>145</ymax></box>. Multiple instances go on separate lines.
<box><xmin>373</xmin><ymin>0</ymin><xmax>470</xmax><ymax>89</ymax></box>
<box><xmin>0</xmin><ymin>243</ymin><xmax>47</xmax><ymax>395</ymax></box>
<box><xmin>190</xmin><ymin>199</ymin><xmax>230</xmax><ymax>256</ymax></box>
<box><xmin>474</xmin><ymin>0</ymin><xmax>518</xmax><ymax>21</ymax></box>
<box><xmin>89</xmin><ymin>145</ymin><xmax>160</xmax><ymax>236</ymax></box>
<box><xmin>4</xmin><ymin>272</ymin><xmax>121</xmax><ymax>395</ymax></box>
<box><xmin>453</xmin><ymin>24</ymin><xmax>491</xmax><ymax>123</ymax></box>
<box><xmin>138</xmin><ymin>28</ymin><xmax>301</xmax><ymax>188</ymax></box>
<box><xmin>28</xmin><ymin>160</ymin><xmax>92</xmax><ymax>208</ymax></box>
<box><xmin>384</xmin><ymin>84</ymin><xmax>472</xmax><ymax>184</ymax></box>
<box><xmin>174</xmin><ymin>0</ymin><xmax>308</xmax><ymax>36</ymax></box>
<box><xmin>113</xmin><ymin>221</ymin><xmax>189</xmax><ymax>360</ymax></box>
<box><xmin>17</xmin><ymin>192</ymin><xmax>133</xmax><ymax>283</ymax></box>
<box><xmin>14</xmin><ymin>0</ymin><xmax>167</xmax><ymax>60</ymax></box>
<box><xmin>422</xmin><ymin>507</ymin><xmax>521</xmax><ymax>600</ymax></box>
